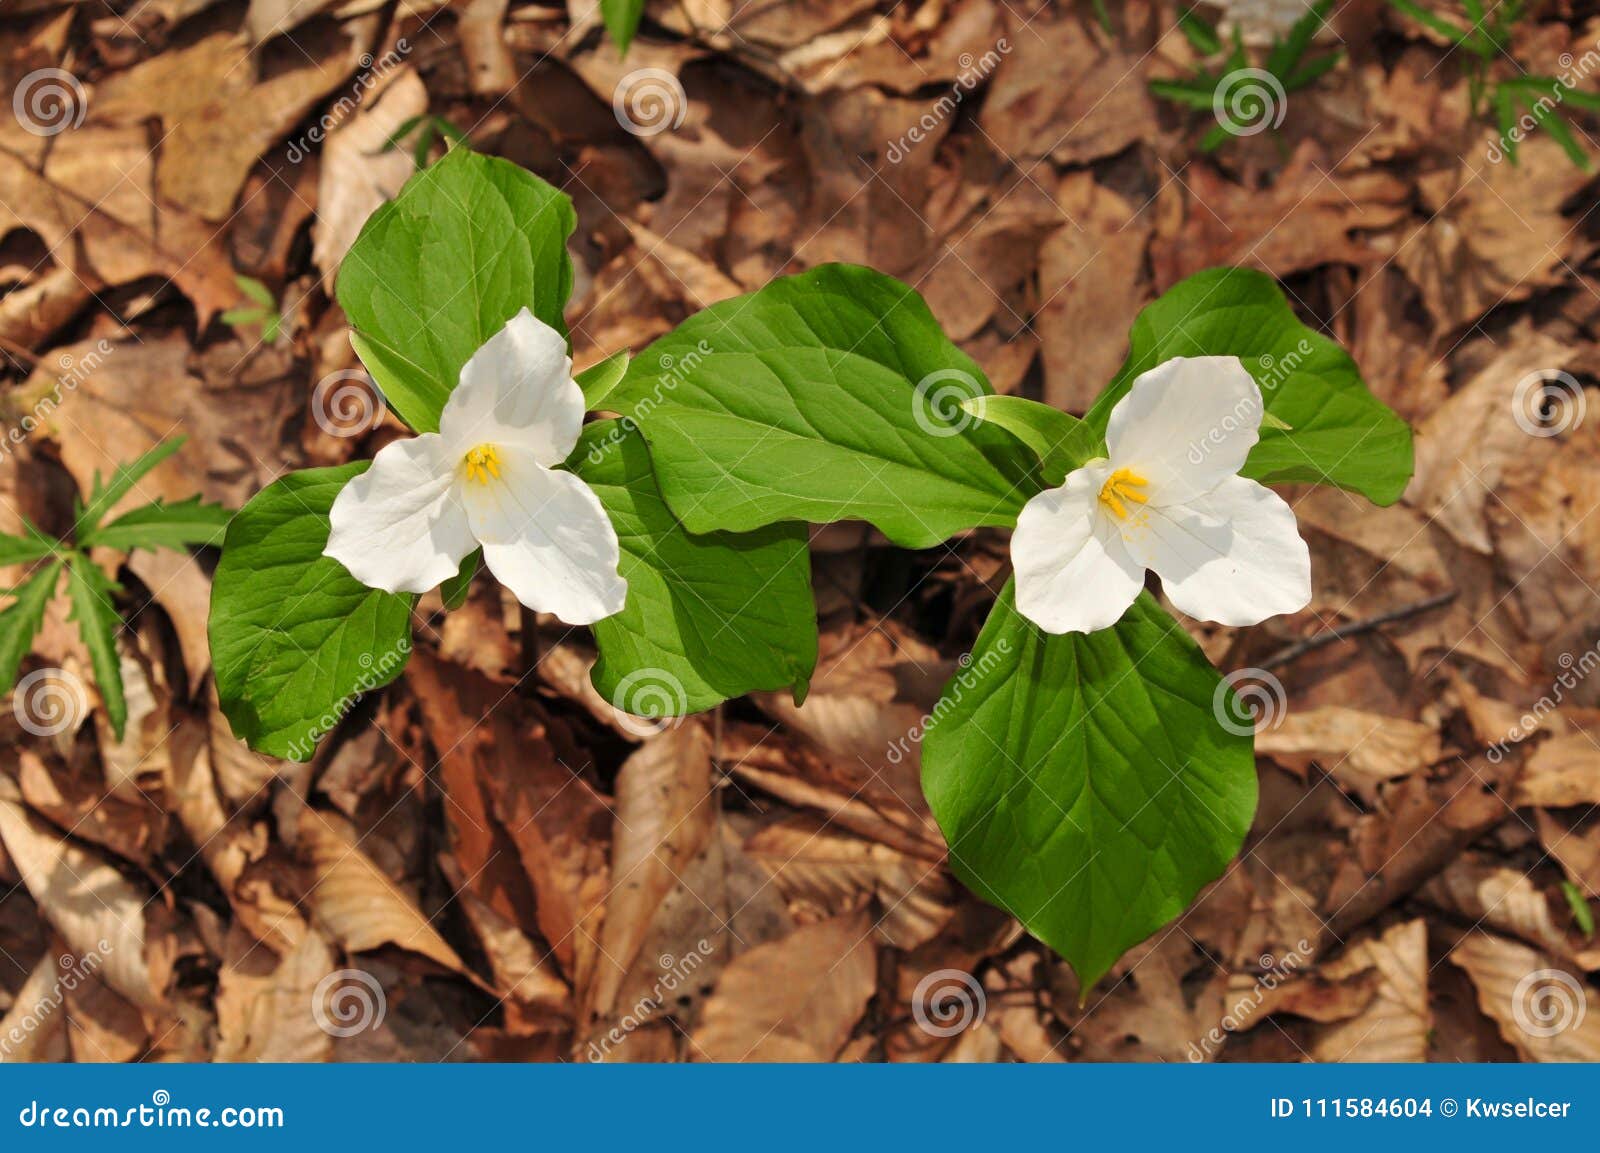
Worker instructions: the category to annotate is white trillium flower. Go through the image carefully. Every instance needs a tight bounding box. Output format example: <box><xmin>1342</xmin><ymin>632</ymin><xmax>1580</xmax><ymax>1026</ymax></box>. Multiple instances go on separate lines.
<box><xmin>1011</xmin><ymin>355</ymin><xmax>1311</xmax><ymax>635</ymax></box>
<box><xmin>324</xmin><ymin>308</ymin><xmax>627</xmax><ymax>625</ymax></box>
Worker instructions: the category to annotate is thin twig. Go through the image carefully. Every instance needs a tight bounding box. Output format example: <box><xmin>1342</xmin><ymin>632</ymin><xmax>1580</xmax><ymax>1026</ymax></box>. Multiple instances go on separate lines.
<box><xmin>1259</xmin><ymin>589</ymin><xmax>1458</xmax><ymax>670</ymax></box>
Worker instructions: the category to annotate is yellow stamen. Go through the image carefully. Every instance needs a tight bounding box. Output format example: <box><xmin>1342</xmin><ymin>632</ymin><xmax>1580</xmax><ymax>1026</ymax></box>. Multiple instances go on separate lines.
<box><xmin>1098</xmin><ymin>467</ymin><xmax>1149</xmax><ymax>521</ymax></box>
<box><xmin>463</xmin><ymin>444</ymin><xmax>502</xmax><ymax>486</ymax></box>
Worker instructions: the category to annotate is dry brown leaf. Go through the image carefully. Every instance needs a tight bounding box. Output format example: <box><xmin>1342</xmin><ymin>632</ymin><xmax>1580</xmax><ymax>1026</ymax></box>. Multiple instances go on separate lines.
<box><xmin>691</xmin><ymin>909</ymin><xmax>877</xmax><ymax>1061</ymax></box>
<box><xmin>1450</xmin><ymin>931</ymin><xmax>1600</xmax><ymax>1061</ymax></box>
<box><xmin>293</xmin><ymin>805</ymin><xmax>469</xmax><ymax>976</ymax></box>
<box><xmin>1310</xmin><ymin>919</ymin><xmax>1429</xmax><ymax>1061</ymax></box>
<box><xmin>0</xmin><ymin>799</ymin><xmax>162</xmax><ymax>1009</ymax></box>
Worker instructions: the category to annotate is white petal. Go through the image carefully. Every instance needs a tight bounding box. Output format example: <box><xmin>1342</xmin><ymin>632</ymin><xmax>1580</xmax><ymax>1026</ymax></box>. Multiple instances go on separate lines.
<box><xmin>1122</xmin><ymin>475</ymin><xmax>1311</xmax><ymax>627</ymax></box>
<box><xmin>460</xmin><ymin>445</ymin><xmax>627</xmax><ymax>625</ymax></box>
<box><xmin>1012</xmin><ymin>463</ymin><xmax>1146</xmax><ymax>634</ymax></box>
<box><xmin>439</xmin><ymin>308</ymin><xmax>582</xmax><ymax>467</ymax></box>
<box><xmin>325</xmin><ymin>434</ymin><xmax>476</xmax><ymax>594</ymax></box>
<box><xmin>1105</xmin><ymin>355</ymin><xmax>1263</xmax><ymax>505</ymax></box>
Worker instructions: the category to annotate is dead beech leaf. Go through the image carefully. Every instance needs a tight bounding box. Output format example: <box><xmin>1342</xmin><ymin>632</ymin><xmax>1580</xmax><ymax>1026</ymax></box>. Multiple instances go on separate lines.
<box><xmin>312</xmin><ymin>68</ymin><xmax>428</xmax><ymax>290</ymax></box>
<box><xmin>294</xmin><ymin>806</ymin><xmax>468</xmax><ymax>976</ymax></box>
<box><xmin>91</xmin><ymin>28</ymin><xmax>375</xmax><ymax>220</ymax></box>
<box><xmin>1310</xmin><ymin>920</ymin><xmax>1429</xmax><ymax>1062</ymax></box>
<box><xmin>0</xmin><ymin>948</ymin><xmax>72</xmax><ymax>1062</ymax></box>
<box><xmin>691</xmin><ymin>909</ymin><xmax>877</xmax><ymax>1061</ymax></box>
<box><xmin>215</xmin><ymin>930</ymin><xmax>337</xmax><ymax>1062</ymax></box>
<box><xmin>0</xmin><ymin>799</ymin><xmax>162</xmax><ymax>1010</ymax></box>
<box><xmin>588</xmin><ymin>722</ymin><xmax>715</xmax><ymax>1022</ymax></box>
<box><xmin>744</xmin><ymin>816</ymin><xmax>954</xmax><ymax>950</ymax></box>
<box><xmin>979</xmin><ymin>13</ymin><xmax>1155</xmax><ymax>166</ymax></box>
<box><xmin>1255</xmin><ymin>706</ymin><xmax>1442</xmax><ymax>803</ymax></box>
<box><xmin>1517</xmin><ymin>735</ymin><xmax>1600</xmax><ymax>808</ymax></box>
<box><xmin>1450</xmin><ymin>932</ymin><xmax>1600</xmax><ymax>1061</ymax></box>
<box><xmin>1421</xmin><ymin>856</ymin><xmax>1574</xmax><ymax>960</ymax></box>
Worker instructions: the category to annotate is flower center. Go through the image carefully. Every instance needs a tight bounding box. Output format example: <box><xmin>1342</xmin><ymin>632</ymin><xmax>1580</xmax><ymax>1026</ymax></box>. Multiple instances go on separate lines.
<box><xmin>1097</xmin><ymin>468</ymin><xmax>1149</xmax><ymax>520</ymax></box>
<box><xmin>463</xmin><ymin>444</ymin><xmax>503</xmax><ymax>486</ymax></box>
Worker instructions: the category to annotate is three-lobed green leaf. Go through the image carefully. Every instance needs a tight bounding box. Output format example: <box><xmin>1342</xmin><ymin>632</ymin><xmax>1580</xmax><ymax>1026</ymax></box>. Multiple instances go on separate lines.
<box><xmin>1086</xmin><ymin>267</ymin><xmax>1414</xmax><ymax>505</ymax></box>
<box><xmin>602</xmin><ymin>263</ymin><xmax>1039</xmax><ymax>549</ymax></box>
<box><xmin>921</xmin><ymin>584</ymin><xmax>1257</xmax><ymax>991</ymax></box>
<box><xmin>574</xmin><ymin>421</ymin><xmax>818</xmax><ymax>712</ymax></box>
<box><xmin>337</xmin><ymin>148</ymin><xmax>577</xmax><ymax>432</ymax></box>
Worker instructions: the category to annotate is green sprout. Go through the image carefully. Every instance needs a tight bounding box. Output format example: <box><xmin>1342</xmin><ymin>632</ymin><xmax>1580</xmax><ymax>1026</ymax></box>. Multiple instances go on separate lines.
<box><xmin>1150</xmin><ymin>0</ymin><xmax>1343</xmax><ymax>151</ymax></box>
<box><xmin>1388</xmin><ymin>0</ymin><xmax>1600</xmax><ymax>168</ymax></box>
<box><xmin>220</xmin><ymin>275</ymin><xmax>283</xmax><ymax>344</ymax></box>
<box><xmin>382</xmin><ymin>114</ymin><xmax>469</xmax><ymax>172</ymax></box>
<box><xmin>0</xmin><ymin>438</ymin><xmax>231</xmax><ymax>739</ymax></box>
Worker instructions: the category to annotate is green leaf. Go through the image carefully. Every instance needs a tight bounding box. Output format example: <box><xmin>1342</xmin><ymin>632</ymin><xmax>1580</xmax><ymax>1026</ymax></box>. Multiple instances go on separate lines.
<box><xmin>578</xmin><ymin>349</ymin><xmax>631</xmax><ymax>411</ymax></box>
<box><xmin>0</xmin><ymin>522</ymin><xmax>61</xmax><ymax>568</ymax></box>
<box><xmin>74</xmin><ymin>438</ymin><xmax>186</xmax><ymax>537</ymax></box>
<box><xmin>574</xmin><ymin>421</ymin><xmax>818</xmax><ymax>711</ymax></box>
<box><xmin>922</xmin><ymin>584</ymin><xmax>1256</xmax><ymax>990</ymax></box>
<box><xmin>0</xmin><ymin>561</ymin><xmax>63</xmax><ymax>692</ymax></box>
<box><xmin>234</xmin><ymin>274</ymin><xmax>276</xmax><ymax>308</ymax></box>
<box><xmin>1563</xmin><ymin>879</ymin><xmax>1595</xmax><ymax>938</ymax></box>
<box><xmin>441</xmin><ymin>549</ymin><xmax>480</xmax><ymax>610</ymax></box>
<box><xmin>65</xmin><ymin>554</ymin><xmax>127</xmax><ymax>740</ymax></box>
<box><xmin>1086</xmin><ymin>267</ymin><xmax>1413</xmax><ymax>505</ymax></box>
<box><xmin>1148</xmin><ymin>78</ymin><xmax>1221</xmax><ymax>111</ymax></box>
<box><xmin>601</xmin><ymin>0</ymin><xmax>646</xmax><ymax>54</ymax></box>
<box><xmin>958</xmin><ymin>395</ymin><xmax>1101</xmax><ymax>487</ymax></box>
<box><xmin>337</xmin><ymin>148</ymin><xmax>578</xmax><ymax>433</ymax></box>
<box><xmin>209</xmin><ymin>465</ymin><xmax>415</xmax><ymax>761</ymax></box>
<box><xmin>603</xmin><ymin>264</ymin><xmax>1039</xmax><ymax>549</ymax></box>
<box><xmin>83</xmin><ymin>497</ymin><xmax>233</xmax><ymax>552</ymax></box>
<box><xmin>1177</xmin><ymin>6</ymin><xmax>1222</xmax><ymax>56</ymax></box>
<box><xmin>1388</xmin><ymin>0</ymin><xmax>1471</xmax><ymax>46</ymax></box>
